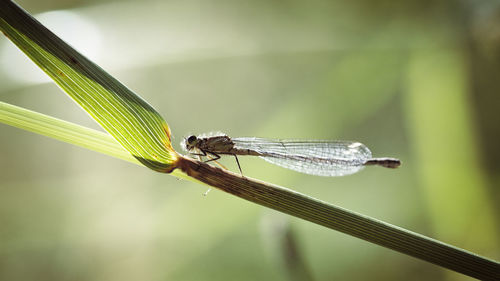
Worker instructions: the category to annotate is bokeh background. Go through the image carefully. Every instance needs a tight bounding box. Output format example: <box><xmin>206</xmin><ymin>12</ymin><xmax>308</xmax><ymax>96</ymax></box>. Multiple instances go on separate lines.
<box><xmin>1</xmin><ymin>0</ymin><xmax>499</xmax><ymax>280</ymax></box>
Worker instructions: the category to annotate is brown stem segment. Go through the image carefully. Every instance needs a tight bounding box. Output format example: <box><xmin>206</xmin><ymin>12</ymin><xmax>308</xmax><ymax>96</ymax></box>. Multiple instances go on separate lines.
<box><xmin>176</xmin><ymin>156</ymin><xmax>499</xmax><ymax>280</ymax></box>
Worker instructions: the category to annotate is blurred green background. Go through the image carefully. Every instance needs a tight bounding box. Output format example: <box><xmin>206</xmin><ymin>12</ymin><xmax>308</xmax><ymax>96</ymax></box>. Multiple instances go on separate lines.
<box><xmin>1</xmin><ymin>0</ymin><xmax>499</xmax><ymax>280</ymax></box>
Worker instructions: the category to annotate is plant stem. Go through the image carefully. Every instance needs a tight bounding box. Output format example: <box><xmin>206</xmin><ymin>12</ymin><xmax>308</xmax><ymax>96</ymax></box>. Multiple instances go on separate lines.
<box><xmin>0</xmin><ymin>101</ymin><xmax>138</xmax><ymax>164</ymax></box>
<box><xmin>177</xmin><ymin>156</ymin><xmax>500</xmax><ymax>280</ymax></box>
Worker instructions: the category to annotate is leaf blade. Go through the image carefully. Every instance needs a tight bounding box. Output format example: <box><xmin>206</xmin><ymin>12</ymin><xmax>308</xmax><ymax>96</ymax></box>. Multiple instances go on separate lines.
<box><xmin>0</xmin><ymin>1</ymin><xmax>177</xmax><ymax>172</ymax></box>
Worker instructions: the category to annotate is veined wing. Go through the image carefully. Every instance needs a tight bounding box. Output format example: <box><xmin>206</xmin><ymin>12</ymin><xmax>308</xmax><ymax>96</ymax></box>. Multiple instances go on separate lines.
<box><xmin>232</xmin><ymin>137</ymin><xmax>372</xmax><ymax>176</ymax></box>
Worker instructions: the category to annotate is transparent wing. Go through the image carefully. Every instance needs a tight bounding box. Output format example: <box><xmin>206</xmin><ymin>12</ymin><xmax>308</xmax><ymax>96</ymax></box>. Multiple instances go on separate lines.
<box><xmin>232</xmin><ymin>137</ymin><xmax>372</xmax><ymax>176</ymax></box>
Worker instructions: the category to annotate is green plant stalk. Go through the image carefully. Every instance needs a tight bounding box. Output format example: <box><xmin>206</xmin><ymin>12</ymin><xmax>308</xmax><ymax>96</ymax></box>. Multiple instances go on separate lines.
<box><xmin>1</xmin><ymin>1</ymin><xmax>499</xmax><ymax>279</ymax></box>
<box><xmin>0</xmin><ymin>101</ymin><xmax>138</xmax><ymax>164</ymax></box>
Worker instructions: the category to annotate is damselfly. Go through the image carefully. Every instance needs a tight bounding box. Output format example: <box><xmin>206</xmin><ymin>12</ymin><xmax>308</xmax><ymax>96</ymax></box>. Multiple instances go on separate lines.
<box><xmin>182</xmin><ymin>134</ymin><xmax>401</xmax><ymax>176</ymax></box>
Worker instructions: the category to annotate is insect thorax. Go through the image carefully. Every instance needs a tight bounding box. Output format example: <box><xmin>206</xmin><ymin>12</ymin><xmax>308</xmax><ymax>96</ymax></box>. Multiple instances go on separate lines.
<box><xmin>199</xmin><ymin>135</ymin><xmax>235</xmax><ymax>153</ymax></box>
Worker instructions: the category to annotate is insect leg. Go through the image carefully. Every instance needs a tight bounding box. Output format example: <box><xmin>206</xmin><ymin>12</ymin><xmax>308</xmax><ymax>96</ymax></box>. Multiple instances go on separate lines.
<box><xmin>204</xmin><ymin>152</ymin><xmax>228</xmax><ymax>170</ymax></box>
<box><xmin>204</xmin><ymin>152</ymin><xmax>220</xmax><ymax>163</ymax></box>
<box><xmin>233</xmin><ymin>154</ymin><xmax>243</xmax><ymax>176</ymax></box>
<box><xmin>190</xmin><ymin>150</ymin><xmax>207</xmax><ymax>161</ymax></box>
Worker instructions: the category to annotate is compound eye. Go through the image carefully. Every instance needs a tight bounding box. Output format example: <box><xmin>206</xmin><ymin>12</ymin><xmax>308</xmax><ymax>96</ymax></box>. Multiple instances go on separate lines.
<box><xmin>186</xmin><ymin>135</ymin><xmax>197</xmax><ymax>144</ymax></box>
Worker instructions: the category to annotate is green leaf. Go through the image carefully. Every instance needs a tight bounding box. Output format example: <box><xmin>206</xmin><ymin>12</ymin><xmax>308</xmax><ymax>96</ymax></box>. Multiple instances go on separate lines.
<box><xmin>0</xmin><ymin>101</ymin><xmax>139</xmax><ymax>165</ymax></box>
<box><xmin>0</xmin><ymin>1</ymin><xmax>177</xmax><ymax>172</ymax></box>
